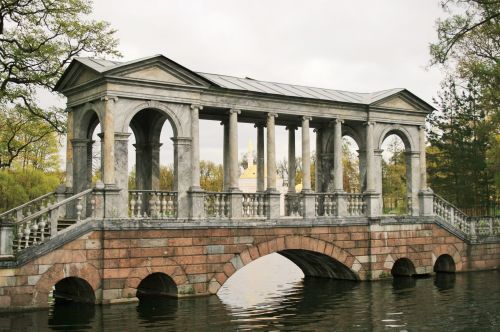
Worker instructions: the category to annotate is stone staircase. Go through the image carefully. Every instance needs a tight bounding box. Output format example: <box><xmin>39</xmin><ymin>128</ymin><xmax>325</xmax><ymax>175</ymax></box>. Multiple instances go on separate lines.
<box><xmin>0</xmin><ymin>188</ymin><xmax>95</xmax><ymax>255</ymax></box>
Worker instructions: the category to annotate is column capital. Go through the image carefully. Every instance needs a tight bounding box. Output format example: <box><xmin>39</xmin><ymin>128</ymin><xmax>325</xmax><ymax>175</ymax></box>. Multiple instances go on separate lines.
<box><xmin>229</xmin><ymin>108</ymin><xmax>241</xmax><ymax>115</ymax></box>
<box><xmin>285</xmin><ymin>125</ymin><xmax>298</xmax><ymax>131</ymax></box>
<box><xmin>254</xmin><ymin>122</ymin><xmax>266</xmax><ymax>128</ymax></box>
<box><xmin>365</xmin><ymin>121</ymin><xmax>376</xmax><ymax>126</ymax></box>
<box><xmin>302</xmin><ymin>116</ymin><xmax>312</xmax><ymax>122</ymax></box>
<box><xmin>71</xmin><ymin>138</ymin><xmax>91</xmax><ymax>146</ymax></box>
<box><xmin>190</xmin><ymin>104</ymin><xmax>203</xmax><ymax>111</ymax></box>
<box><xmin>114</xmin><ymin>132</ymin><xmax>131</xmax><ymax>141</ymax></box>
<box><xmin>101</xmin><ymin>95</ymin><xmax>118</xmax><ymax>103</ymax></box>
<box><xmin>334</xmin><ymin>117</ymin><xmax>344</xmax><ymax>124</ymax></box>
<box><xmin>267</xmin><ymin>112</ymin><xmax>278</xmax><ymax>118</ymax></box>
<box><xmin>419</xmin><ymin>124</ymin><xmax>426</xmax><ymax>131</ymax></box>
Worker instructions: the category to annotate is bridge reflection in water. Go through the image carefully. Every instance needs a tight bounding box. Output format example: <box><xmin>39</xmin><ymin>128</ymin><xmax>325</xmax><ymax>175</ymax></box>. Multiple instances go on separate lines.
<box><xmin>0</xmin><ymin>257</ymin><xmax>498</xmax><ymax>331</ymax></box>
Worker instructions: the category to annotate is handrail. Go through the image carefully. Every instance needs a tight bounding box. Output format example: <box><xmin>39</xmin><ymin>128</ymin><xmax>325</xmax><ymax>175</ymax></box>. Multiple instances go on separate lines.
<box><xmin>0</xmin><ymin>192</ymin><xmax>55</xmax><ymax>220</ymax></box>
<box><xmin>433</xmin><ymin>193</ymin><xmax>468</xmax><ymax>217</ymax></box>
<box><xmin>15</xmin><ymin>189</ymin><xmax>93</xmax><ymax>224</ymax></box>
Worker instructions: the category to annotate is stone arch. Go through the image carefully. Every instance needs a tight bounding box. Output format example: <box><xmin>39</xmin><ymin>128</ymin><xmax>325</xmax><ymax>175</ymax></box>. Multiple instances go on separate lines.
<box><xmin>73</xmin><ymin>102</ymin><xmax>104</xmax><ymax>140</ymax></box>
<box><xmin>53</xmin><ymin>276</ymin><xmax>96</xmax><ymax>304</ymax></box>
<box><xmin>33</xmin><ymin>262</ymin><xmax>101</xmax><ymax>306</ymax></box>
<box><xmin>123</xmin><ymin>257</ymin><xmax>188</xmax><ymax>299</ymax></box>
<box><xmin>391</xmin><ymin>257</ymin><xmax>416</xmax><ymax>277</ymax></box>
<box><xmin>432</xmin><ymin>244</ymin><xmax>463</xmax><ymax>272</ymax></box>
<box><xmin>209</xmin><ymin>235</ymin><xmax>364</xmax><ymax>294</ymax></box>
<box><xmin>136</xmin><ymin>272</ymin><xmax>178</xmax><ymax>299</ymax></box>
<box><xmin>120</xmin><ymin>100</ymin><xmax>184</xmax><ymax>137</ymax></box>
<box><xmin>377</xmin><ymin>124</ymin><xmax>416</xmax><ymax>152</ymax></box>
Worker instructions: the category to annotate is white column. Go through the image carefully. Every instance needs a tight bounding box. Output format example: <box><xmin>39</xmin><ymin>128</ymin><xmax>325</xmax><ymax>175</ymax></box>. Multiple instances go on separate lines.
<box><xmin>222</xmin><ymin>121</ymin><xmax>229</xmax><ymax>191</ymax></box>
<box><xmin>315</xmin><ymin>128</ymin><xmax>323</xmax><ymax>192</ymax></box>
<box><xmin>287</xmin><ymin>126</ymin><xmax>297</xmax><ymax>193</ymax></box>
<box><xmin>333</xmin><ymin>118</ymin><xmax>344</xmax><ymax>192</ymax></box>
<box><xmin>65</xmin><ymin>110</ymin><xmax>74</xmax><ymax>190</ymax></box>
<box><xmin>228</xmin><ymin>109</ymin><xmax>240</xmax><ymax>191</ymax></box>
<box><xmin>365</xmin><ymin>121</ymin><xmax>375</xmax><ymax>192</ymax></box>
<box><xmin>266</xmin><ymin>113</ymin><xmax>278</xmax><ymax>191</ymax></box>
<box><xmin>190</xmin><ymin>104</ymin><xmax>202</xmax><ymax>190</ymax></box>
<box><xmin>102</xmin><ymin>96</ymin><xmax>116</xmax><ymax>186</ymax></box>
<box><xmin>419</xmin><ymin>125</ymin><xmax>427</xmax><ymax>190</ymax></box>
<box><xmin>301</xmin><ymin>116</ymin><xmax>311</xmax><ymax>192</ymax></box>
<box><xmin>256</xmin><ymin>123</ymin><xmax>265</xmax><ymax>192</ymax></box>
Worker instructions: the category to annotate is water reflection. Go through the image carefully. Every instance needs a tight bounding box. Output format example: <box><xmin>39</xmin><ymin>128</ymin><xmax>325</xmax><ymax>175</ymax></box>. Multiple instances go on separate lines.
<box><xmin>48</xmin><ymin>303</ymin><xmax>95</xmax><ymax>331</ymax></box>
<box><xmin>0</xmin><ymin>268</ymin><xmax>498</xmax><ymax>331</ymax></box>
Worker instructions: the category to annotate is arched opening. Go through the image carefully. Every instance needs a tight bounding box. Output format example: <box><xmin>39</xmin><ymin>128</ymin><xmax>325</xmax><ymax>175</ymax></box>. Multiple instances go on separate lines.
<box><xmin>218</xmin><ymin>250</ymin><xmax>357</xmax><ymax>308</ymax></box>
<box><xmin>381</xmin><ymin>133</ymin><xmax>409</xmax><ymax>215</ymax></box>
<box><xmin>391</xmin><ymin>258</ymin><xmax>416</xmax><ymax>277</ymax></box>
<box><xmin>136</xmin><ymin>272</ymin><xmax>178</xmax><ymax>300</ymax></box>
<box><xmin>128</xmin><ymin>108</ymin><xmax>177</xmax><ymax>217</ymax></box>
<box><xmin>434</xmin><ymin>254</ymin><xmax>456</xmax><ymax>273</ymax></box>
<box><xmin>52</xmin><ymin>277</ymin><xmax>95</xmax><ymax>304</ymax></box>
<box><xmin>342</xmin><ymin>135</ymin><xmax>361</xmax><ymax>193</ymax></box>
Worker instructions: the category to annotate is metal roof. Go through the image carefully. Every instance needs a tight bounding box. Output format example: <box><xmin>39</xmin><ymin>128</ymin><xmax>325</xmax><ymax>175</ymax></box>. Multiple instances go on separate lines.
<box><xmin>197</xmin><ymin>72</ymin><xmax>403</xmax><ymax>105</ymax></box>
<box><xmin>71</xmin><ymin>56</ymin><xmax>407</xmax><ymax>105</ymax></box>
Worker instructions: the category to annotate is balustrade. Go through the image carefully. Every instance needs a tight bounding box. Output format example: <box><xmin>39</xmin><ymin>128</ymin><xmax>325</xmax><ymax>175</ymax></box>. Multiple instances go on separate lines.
<box><xmin>204</xmin><ymin>192</ymin><xmax>229</xmax><ymax>218</ymax></box>
<box><xmin>0</xmin><ymin>192</ymin><xmax>56</xmax><ymax>223</ymax></box>
<box><xmin>242</xmin><ymin>193</ymin><xmax>266</xmax><ymax>218</ymax></box>
<box><xmin>11</xmin><ymin>189</ymin><xmax>94</xmax><ymax>253</ymax></box>
<box><xmin>129</xmin><ymin>191</ymin><xmax>177</xmax><ymax>219</ymax></box>
<box><xmin>315</xmin><ymin>193</ymin><xmax>337</xmax><ymax>216</ymax></box>
<box><xmin>346</xmin><ymin>194</ymin><xmax>365</xmax><ymax>216</ymax></box>
<box><xmin>433</xmin><ymin>194</ymin><xmax>468</xmax><ymax>233</ymax></box>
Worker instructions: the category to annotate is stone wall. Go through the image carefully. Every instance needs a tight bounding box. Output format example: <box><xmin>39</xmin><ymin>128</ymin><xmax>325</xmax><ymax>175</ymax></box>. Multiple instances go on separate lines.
<box><xmin>0</xmin><ymin>222</ymin><xmax>499</xmax><ymax>311</ymax></box>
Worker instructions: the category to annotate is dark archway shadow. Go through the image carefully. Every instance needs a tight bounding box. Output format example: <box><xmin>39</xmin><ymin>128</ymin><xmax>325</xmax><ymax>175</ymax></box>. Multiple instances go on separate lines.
<box><xmin>53</xmin><ymin>277</ymin><xmax>96</xmax><ymax>304</ymax></box>
<box><xmin>391</xmin><ymin>258</ymin><xmax>416</xmax><ymax>277</ymax></box>
<box><xmin>137</xmin><ymin>272</ymin><xmax>178</xmax><ymax>300</ymax></box>
<box><xmin>434</xmin><ymin>254</ymin><xmax>456</xmax><ymax>273</ymax></box>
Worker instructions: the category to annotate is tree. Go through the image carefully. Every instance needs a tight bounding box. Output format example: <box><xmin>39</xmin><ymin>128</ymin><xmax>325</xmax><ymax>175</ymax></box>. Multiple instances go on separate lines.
<box><xmin>0</xmin><ymin>0</ymin><xmax>120</xmax><ymax>133</ymax></box>
<box><xmin>200</xmin><ymin>160</ymin><xmax>223</xmax><ymax>192</ymax></box>
<box><xmin>342</xmin><ymin>141</ymin><xmax>360</xmax><ymax>193</ymax></box>
<box><xmin>0</xmin><ymin>106</ymin><xmax>58</xmax><ymax>169</ymax></box>
<box><xmin>429</xmin><ymin>0</ymin><xmax>499</xmax><ymax>202</ymax></box>
<box><xmin>382</xmin><ymin>136</ymin><xmax>407</xmax><ymax>215</ymax></box>
<box><xmin>427</xmin><ymin>77</ymin><xmax>495</xmax><ymax>211</ymax></box>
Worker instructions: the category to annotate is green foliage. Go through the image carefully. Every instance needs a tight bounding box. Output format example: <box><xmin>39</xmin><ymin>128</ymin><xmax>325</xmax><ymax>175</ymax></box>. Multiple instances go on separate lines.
<box><xmin>342</xmin><ymin>141</ymin><xmax>360</xmax><ymax>193</ymax></box>
<box><xmin>0</xmin><ymin>106</ymin><xmax>61</xmax><ymax>170</ymax></box>
<box><xmin>382</xmin><ymin>136</ymin><xmax>407</xmax><ymax>215</ymax></box>
<box><xmin>0</xmin><ymin>0</ymin><xmax>120</xmax><ymax>132</ymax></box>
<box><xmin>427</xmin><ymin>77</ymin><xmax>496</xmax><ymax>209</ymax></box>
<box><xmin>429</xmin><ymin>0</ymin><xmax>499</xmax><ymax>205</ymax></box>
<box><xmin>0</xmin><ymin>168</ymin><xmax>61</xmax><ymax>212</ymax></box>
<box><xmin>160</xmin><ymin>165</ymin><xmax>174</xmax><ymax>191</ymax></box>
<box><xmin>200</xmin><ymin>160</ymin><xmax>223</xmax><ymax>192</ymax></box>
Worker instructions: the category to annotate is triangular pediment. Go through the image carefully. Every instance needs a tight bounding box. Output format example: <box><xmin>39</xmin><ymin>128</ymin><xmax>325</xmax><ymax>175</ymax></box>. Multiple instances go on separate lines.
<box><xmin>376</xmin><ymin>95</ymin><xmax>416</xmax><ymax>110</ymax></box>
<box><xmin>104</xmin><ymin>55</ymin><xmax>212</xmax><ymax>88</ymax></box>
<box><xmin>370</xmin><ymin>90</ymin><xmax>434</xmax><ymax>113</ymax></box>
<box><xmin>55</xmin><ymin>55</ymin><xmax>214</xmax><ymax>93</ymax></box>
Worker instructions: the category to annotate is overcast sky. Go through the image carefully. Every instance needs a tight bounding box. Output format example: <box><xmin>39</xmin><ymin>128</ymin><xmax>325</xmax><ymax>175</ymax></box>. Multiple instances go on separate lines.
<box><xmin>70</xmin><ymin>1</ymin><xmax>446</xmax><ymax>168</ymax></box>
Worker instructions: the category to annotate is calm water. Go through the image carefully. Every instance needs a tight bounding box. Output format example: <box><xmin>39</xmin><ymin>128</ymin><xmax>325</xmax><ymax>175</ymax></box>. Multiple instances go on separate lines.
<box><xmin>1</xmin><ymin>254</ymin><xmax>499</xmax><ymax>331</ymax></box>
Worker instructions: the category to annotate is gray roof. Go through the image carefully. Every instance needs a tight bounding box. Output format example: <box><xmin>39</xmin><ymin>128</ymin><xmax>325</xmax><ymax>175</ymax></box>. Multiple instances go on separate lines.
<box><xmin>197</xmin><ymin>72</ymin><xmax>404</xmax><ymax>105</ymax></box>
<box><xmin>72</xmin><ymin>56</ymin><xmax>407</xmax><ymax>105</ymax></box>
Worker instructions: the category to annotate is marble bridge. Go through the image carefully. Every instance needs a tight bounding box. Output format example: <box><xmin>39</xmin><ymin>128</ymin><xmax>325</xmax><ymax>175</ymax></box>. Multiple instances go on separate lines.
<box><xmin>0</xmin><ymin>55</ymin><xmax>498</xmax><ymax>310</ymax></box>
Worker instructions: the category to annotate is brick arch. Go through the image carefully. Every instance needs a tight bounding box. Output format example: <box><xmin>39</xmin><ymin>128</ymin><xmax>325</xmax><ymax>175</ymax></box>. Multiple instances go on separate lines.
<box><xmin>209</xmin><ymin>235</ymin><xmax>365</xmax><ymax>294</ymax></box>
<box><xmin>33</xmin><ymin>262</ymin><xmax>101</xmax><ymax>306</ymax></box>
<box><xmin>122</xmin><ymin>257</ymin><xmax>188</xmax><ymax>298</ymax></box>
<box><xmin>432</xmin><ymin>244</ymin><xmax>463</xmax><ymax>272</ymax></box>
<box><xmin>382</xmin><ymin>246</ymin><xmax>425</xmax><ymax>273</ymax></box>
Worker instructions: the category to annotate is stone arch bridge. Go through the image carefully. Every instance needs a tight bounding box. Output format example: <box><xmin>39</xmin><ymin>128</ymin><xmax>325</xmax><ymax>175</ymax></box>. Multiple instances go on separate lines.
<box><xmin>0</xmin><ymin>55</ymin><xmax>498</xmax><ymax>310</ymax></box>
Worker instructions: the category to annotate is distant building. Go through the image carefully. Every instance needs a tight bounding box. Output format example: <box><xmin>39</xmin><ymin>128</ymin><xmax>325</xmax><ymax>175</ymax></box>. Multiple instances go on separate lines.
<box><xmin>239</xmin><ymin>141</ymin><xmax>287</xmax><ymax>214</ymax></box>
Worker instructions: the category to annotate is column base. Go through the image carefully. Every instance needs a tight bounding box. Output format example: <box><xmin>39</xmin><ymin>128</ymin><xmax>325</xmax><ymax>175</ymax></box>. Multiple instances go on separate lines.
<box><xmin>266</xmin><ymin>191</ymin><xmax>281</xmax><ymax>219</ymax></box>
<box><xmin>229</xmin><ymin>192</ymin><xmax>243</xmax><ymax>219</ymax></box>
<box><xmin>189</xmin><ymin>189</ymin><xmax>205</xmax><ymax>220</ymax></box>
<box><xmin>363</xmin><ymin>191</ymin><xmax>381</xmax><ymax>218</ymax></box>
<box><xmin>103</xmin><ymin>187</ymin><xmax>126</xmax><ymax>218</ymax></box>
<box><xmin>419</xmin><ymin>188</ymin><xmax>434</xmax><ymax>216</ymax></box>
<box><xmin>335</xmin><ymin>191</ymin><xmax>347</xmax><ymax>217</ymax></box>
